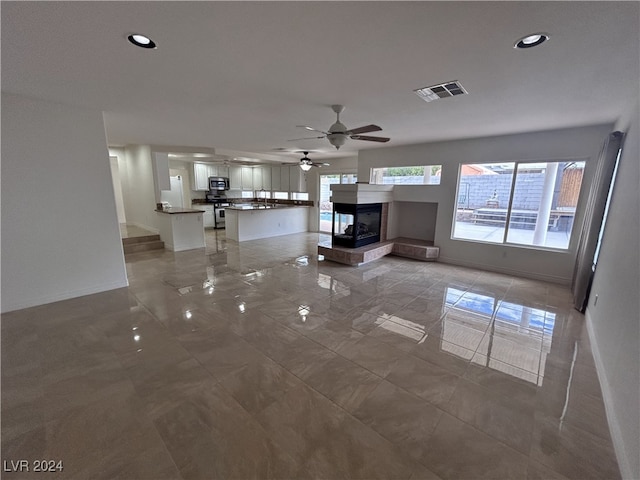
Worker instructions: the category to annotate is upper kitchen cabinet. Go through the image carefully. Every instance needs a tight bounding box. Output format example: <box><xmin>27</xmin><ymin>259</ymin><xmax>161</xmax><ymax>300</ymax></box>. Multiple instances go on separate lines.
<box><xmin>229</xmin><ymin>166</ymin><xmax>242</xmax><ymax>190</ymax></box>
<box><xmin>289</xmin><ymin>165</ymin><xmax>307</xmax><ymax>192</ymax></box>
<box><xmin>252</xmin><ymin>167</ymin><xmax>263</xmax><ymax>190</ymax></box>
<box><xmin>271</xmin><ymin>166</ymin><xmax>282</xmax><ymax>191</ymax></box>
<box><xmin>261</xmin><ymin>166</ymin><xmax>271</xmax><ymax>191</ymax></box>
<box><xmin>217</xmin><ymin>165</ymin><xmax>229</xmax><ymax>178</ymax></box>
<box><xmin>280</xmin><ymin>166</ymin><xmax>290</xmax><ymax>191</ymax></box>
<box><xmin>241</xmin><ymin>166</ymin><xmax>254</xmax><ymax>190</ymax></box>
<box><xmin>193</xmin><ymin>162</ymin><xmax>212</xmax><ymax>191</ymax></box>
<box><xmin>252</xmin><ymin>166</ymin><xmax>272</xmax><ymax>191</ymax></box>
<box><xmin>192</xmin><ymin>162</ymin><xmax>233</xmax><ymax>190</ymax></box>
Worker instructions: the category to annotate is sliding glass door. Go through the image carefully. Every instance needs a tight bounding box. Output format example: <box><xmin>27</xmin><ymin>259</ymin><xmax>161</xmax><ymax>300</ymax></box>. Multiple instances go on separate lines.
<box><xmin>319</xmin><ymin>173</ymin><xmax>356</xmax><ymax>233</ymax></box>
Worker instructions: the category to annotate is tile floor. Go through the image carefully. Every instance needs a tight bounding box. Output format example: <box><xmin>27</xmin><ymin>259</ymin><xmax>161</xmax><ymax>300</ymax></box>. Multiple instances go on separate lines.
<box><xmin>1</xmin><ymin>231</ymin><xmax>620</xmax><ymax>479</ymax></box>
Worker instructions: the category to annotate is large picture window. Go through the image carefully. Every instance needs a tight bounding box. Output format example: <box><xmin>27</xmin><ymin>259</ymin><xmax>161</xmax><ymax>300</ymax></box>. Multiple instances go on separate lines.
<box><xmin>452</xmin><ymin>161</ymin><xmax>585</xmax><ymax>250</ymax></box>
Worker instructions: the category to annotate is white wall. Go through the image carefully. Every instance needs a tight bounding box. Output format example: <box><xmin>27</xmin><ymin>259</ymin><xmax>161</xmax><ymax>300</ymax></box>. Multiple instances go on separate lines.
<box><xmin>389</xmin><ymin>202</ymin><xmax>438</xmax><ymax>242</ymax></box>
<box><xmin>1</xmin><ymin>93</ymin><xmax>128</xmax><ymax>312</ymax></box>
<box><xmin>109</xmin><ymin>156</ymin><xmax>127</xmax><ymax>223</ymax></box>
<box><xmin>586</xmin><ymin>102</ymin><xmax>640</xmax><ymax>480</ymax></box>
<box><xmin>122</xmin><ymin>145</ymin><xmax>158</xmax><ymax>233</ymax></box>
<box><xmin>358</xmin><ymin>125</ymin><xmax>613</xmax><ymax>284</ymax></box>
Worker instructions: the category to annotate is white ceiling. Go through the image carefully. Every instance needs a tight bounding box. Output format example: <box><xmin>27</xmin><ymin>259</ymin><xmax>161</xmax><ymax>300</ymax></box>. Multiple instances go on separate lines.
<box><xmin>2</xmin><ymin>1</ymin><xmax>638</xmax><ymax>163</ymax></box>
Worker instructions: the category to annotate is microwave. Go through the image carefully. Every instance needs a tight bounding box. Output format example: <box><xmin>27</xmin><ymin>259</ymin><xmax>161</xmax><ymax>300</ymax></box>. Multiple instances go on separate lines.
<box><xmin>209</xmin><ymin>176</ymin><xmax>229</xmax><ymax>191</ymax></box>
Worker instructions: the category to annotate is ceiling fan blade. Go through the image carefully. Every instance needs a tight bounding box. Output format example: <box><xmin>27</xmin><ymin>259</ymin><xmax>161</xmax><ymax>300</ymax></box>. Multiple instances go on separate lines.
<box><xmin>287</xmin><ymin>136</ymin><xmax>325</xmax><ymax>141</ymax></box>
<box><xmin>296</xmin><ymin>125</ymin><xmax>328</xmax><ymax>134</ymax></box>
<box><xmin>350</xmin><ymin>135</ymin><xmax>390</xmax><ymax>143</ymax></box>
<box><xmin>346</xmin><ymin>124</ymin><xmax>382</xmax><ymax>135</ymax></box>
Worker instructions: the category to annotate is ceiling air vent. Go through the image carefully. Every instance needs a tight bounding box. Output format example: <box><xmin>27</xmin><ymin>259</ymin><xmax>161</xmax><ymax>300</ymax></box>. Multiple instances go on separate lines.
<box><xmin>414</xmin><ymin>81</ymin><xmax>468</xmax><ymax>103</ymax></box>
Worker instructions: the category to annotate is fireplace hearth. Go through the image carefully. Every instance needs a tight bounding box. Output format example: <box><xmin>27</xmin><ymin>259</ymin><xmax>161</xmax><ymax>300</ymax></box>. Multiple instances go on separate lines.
<box><xmin>332</xmin><ymin>203</ymin><xmax>382</xmax><ymax>248</ymax></box>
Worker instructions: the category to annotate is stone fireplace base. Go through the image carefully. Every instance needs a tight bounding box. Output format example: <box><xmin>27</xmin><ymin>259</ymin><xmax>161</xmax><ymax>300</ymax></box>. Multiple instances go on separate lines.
<box><xmin>318</xmin><ymin>237</ymin><xmax>439</xmax><ymax>266</ymax></box>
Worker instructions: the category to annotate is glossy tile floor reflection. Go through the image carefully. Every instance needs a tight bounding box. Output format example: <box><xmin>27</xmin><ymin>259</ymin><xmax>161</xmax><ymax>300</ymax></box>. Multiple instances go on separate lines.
<box><xmin>2</xmin><ymin>231</ymin><xmax>620</xmax><ymax>479</ymax></box>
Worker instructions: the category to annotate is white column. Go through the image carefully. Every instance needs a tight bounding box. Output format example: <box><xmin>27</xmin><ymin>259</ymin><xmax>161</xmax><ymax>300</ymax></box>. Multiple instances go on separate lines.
<box><xmin>533</xmin><ymin>162</ymin><xmax>559</xmax><ymax>245</ymax></box>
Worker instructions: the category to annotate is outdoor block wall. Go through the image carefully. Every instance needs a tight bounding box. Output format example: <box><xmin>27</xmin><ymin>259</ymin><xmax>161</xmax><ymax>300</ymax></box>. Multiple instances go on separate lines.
<box><xmin>458</xmin><ymin>167</ymin><xmax>584</xmax><ymax>211</ymax></box>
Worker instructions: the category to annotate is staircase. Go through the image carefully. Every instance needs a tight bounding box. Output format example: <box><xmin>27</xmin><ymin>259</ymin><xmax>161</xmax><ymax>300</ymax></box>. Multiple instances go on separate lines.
<box><xmin>122</xmin><ymin>234</ymin><xmax>165</xmax><ymax>255</ymax></box>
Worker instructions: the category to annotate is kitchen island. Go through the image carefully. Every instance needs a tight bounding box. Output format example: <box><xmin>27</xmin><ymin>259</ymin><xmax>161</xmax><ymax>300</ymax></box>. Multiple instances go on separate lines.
<box><xmin>155</xmin><ymin>207</ymin><xmax>205</xmax><ymax>251</ymax></box>
<box><xmin>225</xmin><ymin>204</ymin><xmax>309</xmax><ymax>242</ymax></box>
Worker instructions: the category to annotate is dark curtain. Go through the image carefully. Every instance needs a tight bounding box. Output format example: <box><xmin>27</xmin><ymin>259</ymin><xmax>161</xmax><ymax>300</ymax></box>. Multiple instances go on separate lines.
<box><xmin>572</xmin><ymin>131</ymin><xmax>624</xmax><ymax>312</ymax></box>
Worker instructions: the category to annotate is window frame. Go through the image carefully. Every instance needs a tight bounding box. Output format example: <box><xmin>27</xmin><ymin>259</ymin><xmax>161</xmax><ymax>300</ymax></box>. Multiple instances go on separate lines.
<box><xmin>451</xmin><ymin>159</ymin><xmax>587</xmax><ymax>252</ymax></box>
<box><xmin>370</xmin><ymin>165</ymin><xmax>442</xmax><ymax>185</ymax></box>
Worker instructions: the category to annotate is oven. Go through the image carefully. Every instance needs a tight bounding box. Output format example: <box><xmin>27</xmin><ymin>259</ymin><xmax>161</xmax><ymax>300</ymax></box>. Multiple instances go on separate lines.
<box><xmin>213</xmin><ymin>202</ymin><xmax>229</xmax><ymax>229</ymax></box>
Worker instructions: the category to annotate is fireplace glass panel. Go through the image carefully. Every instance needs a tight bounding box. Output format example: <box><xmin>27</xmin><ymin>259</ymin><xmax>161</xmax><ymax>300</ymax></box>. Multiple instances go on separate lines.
<box><xmin>332</xmin><ymin>203</ymin><xmax>382</xmax><ymax>248</ymax></box>
<box><xmin>334</xmin><ymin>213</ymin><xmax>354</xmax><ymax>241</ymax></box>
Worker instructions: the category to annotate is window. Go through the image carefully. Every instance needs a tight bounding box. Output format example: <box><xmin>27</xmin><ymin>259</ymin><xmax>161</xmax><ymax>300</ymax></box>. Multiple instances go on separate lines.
<box><xmin>292</xmin><ymin>192</ymin><xmax>309</xmax><ymax>201</ymax></box>
<box><xmin>273</xmin><ymin>192</ymin><xmax>289</xmax><ymax>199</ymax></box>
<box><xmin>370</xmin><ymin>165</ymin><xmax>441</xmax><ymax>185</ymax></box>
<box><xmin>256</xmin><ymin>190</ymin><xmax>271</xmax><ymax>200</ymax></box>
<box><xmin>241</xmin><ymin>191</ymin><xmax>254</xmax><ymax>199</ymax></box>
<box><xmin>452</xmin><ymin>161</ymin><xmax>585</xmax><ymax>250</ymax></box>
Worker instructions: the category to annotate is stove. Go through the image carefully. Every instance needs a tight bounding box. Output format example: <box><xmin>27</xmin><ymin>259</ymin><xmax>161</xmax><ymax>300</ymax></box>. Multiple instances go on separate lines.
<box><xmin>212</xmin><ymin>201</ymin><xmax>230</xmax><ymax>229</ymax></box>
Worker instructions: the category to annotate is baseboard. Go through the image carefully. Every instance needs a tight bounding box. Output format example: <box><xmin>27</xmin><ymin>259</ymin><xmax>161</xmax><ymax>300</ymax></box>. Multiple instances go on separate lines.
<box><xmin>1</xmin><ymin>279</ymin><xmax>130</xmax><ymax>313</ymax></box>
<box><xmin>437</xmin><ymin>255</ymin><xmax>571</xmax><ymax>285</ymax></box>
<box><xmin>585</xmin><ymin>308</ymin><xmax>633</xmax><ymax>479</ymax></box>
<box><xmin>164</xmin><ymin>242</ymin><xmax>205</xmax><ymax>252</ymax></box>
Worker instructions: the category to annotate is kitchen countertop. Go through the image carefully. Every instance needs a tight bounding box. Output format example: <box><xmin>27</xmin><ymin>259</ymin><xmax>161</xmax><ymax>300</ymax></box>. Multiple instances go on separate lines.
<box><xmin>155</xmin><ymin>208</ymin><xmax>204</xmax><ymax>214</ymax></box>
<box><xmin>226</xmin><ymin>204</ymin><xmax>309</xmax><ymax>211</ymax></box>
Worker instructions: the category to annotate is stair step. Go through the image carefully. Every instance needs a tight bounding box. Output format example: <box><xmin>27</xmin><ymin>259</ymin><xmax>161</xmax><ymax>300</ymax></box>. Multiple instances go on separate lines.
<box><xmin>123</xmin><ymin>240</ymin><xmax>165</xmax><ymax>254</ymax></box>
<box><xmin>122</xmin><ymin>234</ymin><xmax>161</xmax><ymax>245</ymax></box>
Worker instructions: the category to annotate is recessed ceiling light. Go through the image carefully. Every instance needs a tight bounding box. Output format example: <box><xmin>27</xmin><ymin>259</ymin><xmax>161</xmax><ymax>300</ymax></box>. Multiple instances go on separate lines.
<box><xmin>514</xmin><ymin>33</ymin><xmax>549</xmax><ymax>49</ymax></box>
<box><xmin>127</xmin><ymin>34</ymin><xmax>156</xmax><ymax>49</ymax></box>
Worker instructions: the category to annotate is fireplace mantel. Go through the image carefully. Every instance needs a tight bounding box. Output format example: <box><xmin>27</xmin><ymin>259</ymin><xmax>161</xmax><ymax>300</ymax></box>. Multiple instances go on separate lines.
<box><xmin>330</xmin><ymin>184</ymin><xmax>394</xmax><ymax>205</ymax></box>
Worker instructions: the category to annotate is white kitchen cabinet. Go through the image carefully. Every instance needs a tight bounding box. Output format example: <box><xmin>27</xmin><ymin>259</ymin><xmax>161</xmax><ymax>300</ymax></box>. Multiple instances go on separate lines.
<box><xmin>229</xmin><ymin>166</ymin><xmax>242</xmax><ymax>189</ymax></box>
<box><xmin>217</xmin><ymin>165</ymin><xmax>229</xmax><ymax>178</ymax></box>
<box><xmin>271</xmin><ymin>166</ymin><xmax>281</xmax><ymax>191</ymax></box>
<box><xmin>193</xmin><ymin>163</ymin><xmax>210</xmax><ymax>191</ymax></box>
<box><xmin>280</xmin><ymin>166</ymin><xmax>290</xmax><ymax>191</ymax></box>
<box><xmin>261</xmin><ymin>166</ymin><xmax>272</xmax><ymax>191</ymax></box>
<box><xmin>194</xmin><ymin>204</ymin><xmax>215</xmax><ymax>228</ymax></box>
<box><xmin>289</xmin><ymin>165</ymin><xmax>307</xmax><ymax>192</ymax></box>
<box><xmin>252</xmin><ymin>167</ymin><xmax>263</xmax><ymax>190</ymax></box>
<box><xmin>241</xmin><ymin>167</ymin><xmax>254</xmax><ymax>190</ymax></box>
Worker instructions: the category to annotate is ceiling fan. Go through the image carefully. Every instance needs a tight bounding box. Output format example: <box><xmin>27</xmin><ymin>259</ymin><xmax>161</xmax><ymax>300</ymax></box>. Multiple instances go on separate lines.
<box><xmin>290</xmin><ymin>105</ymin><xmax>390</xmax><ymax>150</ymax></box>
<box><xmin>296</xmin><ymin>152</ymin><xmax>329</xmax><ymax>171</ymax></box>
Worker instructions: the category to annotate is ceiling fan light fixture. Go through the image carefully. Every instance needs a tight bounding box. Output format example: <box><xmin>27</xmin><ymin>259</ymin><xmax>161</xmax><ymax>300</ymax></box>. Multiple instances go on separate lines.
<box><xmin>300</xmin><ymin>162</ymin><xmax>312</xmax><ymax>171</ymax></box>
<box><xmin>327</xmin><ymin>133</ymin><xmax>347</xmax><ymax>150</ymax></box>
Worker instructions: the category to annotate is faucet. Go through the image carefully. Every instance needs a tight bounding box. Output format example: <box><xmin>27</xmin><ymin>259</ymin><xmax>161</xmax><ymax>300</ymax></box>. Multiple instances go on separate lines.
<box><xmin>260</xmin><ymin>188</ymin><xmax>267</xmax><ymax>206</ymax></box>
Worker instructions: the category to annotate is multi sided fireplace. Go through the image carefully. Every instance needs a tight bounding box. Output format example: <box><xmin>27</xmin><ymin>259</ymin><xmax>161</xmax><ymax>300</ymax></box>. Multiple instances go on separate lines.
<box><xmin>332</xmin><ymin>203</ymin><xmax>382</xmax><ymax>248</ymax></box>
